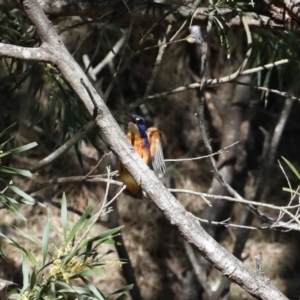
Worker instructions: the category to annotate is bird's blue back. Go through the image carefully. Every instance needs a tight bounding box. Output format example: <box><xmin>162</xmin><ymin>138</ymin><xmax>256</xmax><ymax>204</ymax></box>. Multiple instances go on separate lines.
<box><xmin>131</xmin><ymin>114</ymin><xmax>150</xmax><ymax>149</ymax></box>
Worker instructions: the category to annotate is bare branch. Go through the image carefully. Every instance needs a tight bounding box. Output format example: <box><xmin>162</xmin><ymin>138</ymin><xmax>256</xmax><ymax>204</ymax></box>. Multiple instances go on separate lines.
<box><xmin>71</xmin><ymin>166</ymin><xmax>123</xmax><ymax>252</ymax></box>
<box><xmin>128</xmin><ymin>59</ymin><xmax>290</xmax><ymax>109</ymax></box>
<box><xmin>0</xmin><ymin>43</ymin><xmax>52</xmax><ymax>62</ymax></box>
<box><xmin>84</xmin><ymin>152</ymin><xmax>111</xmax><ymax>178</ymax></box>
<box><xmin>82</xmin><ymin>32</ymin><xmax>128</xmax><ymax>81</ymax></box>
<box><xmin>164</xmin><ymin>141</ymin><xmax>239</xmax><ymax>162</ymax></box>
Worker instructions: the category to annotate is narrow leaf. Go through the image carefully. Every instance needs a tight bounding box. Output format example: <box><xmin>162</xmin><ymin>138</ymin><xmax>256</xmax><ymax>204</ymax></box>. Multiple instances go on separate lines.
<box><xmin>30</xmin><ymin>269</ymin><xmax>36</xmax><ymax>290</ymax></box>
<box><xmin>0</xmin><ymin>123</ymin><xmax>16</xmax><ymax>139</ymax></box>
<box><xmin>15</xmin><ymin>227</ymin><xmax>42</xmax><ymax>247</ymax></box>
<box><xmin>282</xmin><ymin>156</ymin><xmax>300</xmax><ymax>180</ymax></box>
<box><xmin>66</xmin><ymin>206</ymin><xmax>92</xmax><ymax>245</ymax></box>
<box><xmin>9</xmin><ymin>185</ymin><xmax>36</xmax><ymax>204</ymax></box>
<box><xmin>22</xmin><ymin>254</ymin><xmax>29</xmax><ymax>291</ymax></box>
<box><xmin>80</xmin><ymin>276</ymin><xmax>106</xmax><ymax>300</ymax></box>
<box><xmin>61</xmin><ymin>193</ymin><xmax>68</xmax><ymax>241</ymax></box>
<box><xmin>0</xmin><ymin>166</ymin><xmax>32</xmax><ymax>177</ymax></box>
<box><xmin>109</xmin><ymin>284</ymin><xmax>134</xmax><ymax>295</ymax></box>
<box><xmin>115</xmin><ymin>294</ymin><xmax>128</xmax><ymax>300</ymax></box>
<box><xmin>6</xmin><ymin>142</ymin><xmax>38</xmax><ymax>154</ymax></box>
<box><xmin>42</xmin><ymin>216</ymin><xmax>50</xmax><ymax>266</ymax></box>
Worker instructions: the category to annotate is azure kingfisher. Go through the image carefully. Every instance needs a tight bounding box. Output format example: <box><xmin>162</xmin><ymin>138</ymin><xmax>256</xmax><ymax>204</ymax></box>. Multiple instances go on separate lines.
<box><xmin>118</xmin><ymin>114</ymin><xmax>166</xmax><ymax>196</ymax></box>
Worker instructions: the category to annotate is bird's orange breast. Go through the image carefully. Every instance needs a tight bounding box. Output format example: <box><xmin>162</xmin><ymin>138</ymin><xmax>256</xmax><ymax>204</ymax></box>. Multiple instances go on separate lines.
<box><xmin>118</xmin><ymin>132</ymin><xmax>150</xmax><ymax>196</ymax></box>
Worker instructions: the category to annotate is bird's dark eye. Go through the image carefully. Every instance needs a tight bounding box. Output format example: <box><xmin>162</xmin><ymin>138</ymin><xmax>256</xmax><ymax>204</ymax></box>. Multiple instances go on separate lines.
<box><xmin>136</xmin><ymin>119</ymin><xmax>143</xmax><ymax>125</ymax></box>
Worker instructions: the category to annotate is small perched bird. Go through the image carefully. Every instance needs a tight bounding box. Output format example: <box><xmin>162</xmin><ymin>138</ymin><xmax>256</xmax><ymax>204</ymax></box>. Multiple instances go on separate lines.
<box><xmin>118</xmin><ymin>114</ymin><xmax>166</xmax><ymax>196</ymax></box>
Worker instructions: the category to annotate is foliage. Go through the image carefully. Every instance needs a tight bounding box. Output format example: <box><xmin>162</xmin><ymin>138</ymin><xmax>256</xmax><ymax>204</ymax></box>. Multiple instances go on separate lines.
<box><xmin>0</xmin><ymin>123</ymin><xmax>39</xmax><ymax>220</ymax></box>
<box><xmin>0</xmin><ymin>124</ymin><xmax>132</xmax><ymax>299</ymax></box>
<box><xmin>4</xmin><ymin>194</ymin><xmax>131</xmax><ymax>300</ymax></box>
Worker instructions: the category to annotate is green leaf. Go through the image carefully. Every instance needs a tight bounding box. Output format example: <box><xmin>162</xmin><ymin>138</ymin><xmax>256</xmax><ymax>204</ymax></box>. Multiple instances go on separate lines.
<box><xmin>0</xmin><ymin>123</ymin><xmax>16</xmax><ymax>139</ymax></box>
<box><xmin>0</xmin><ymin>142</ymin><xmax>38</xmax><ymax>158</ymax></box>
<box><xmin>22</xmin><ymin>253</ymin><xmax>29</xmax><ymax>292</ymax></box>
<box><xmin>24</xmin><ymin>248</ymin><xmax>39</xmax><ymax>267</ymax></box>
<box><xmin>78</xmin><ymin>227</ymin><xmax>123</xmax><ymax>251</ymax></box>
<box><xmin>115</xmin><ymin>294</ymin><xmax>128</xmax><ymax>300</ymax></box>
<box><xmin>15</xmin><ymin>227</ymin><xmax>42</xmax><ymax>247</ymax></box>
<box><xmin>2</xmin><ymin>198</ymin><xmax>27</xmax><ymax>220</ymax></box>
<box><xmin>282</xmin><ymin>156</ymin><xmax>300</xmax><ymax>180</ymax></box>
<box><xmin>50</xmin><ymin>224</ymin><xmax>62</xmax><ymax>236</ymax></box>
<box><xmin>109</xmin><ymin>284</ymin><xmax>133</xmax><ymax>296</ymax></box>
<box><xmin>61</xmin><ymin>193</ymin><xmax>68</xmax><ymax>241</ymax></box>
<box><xmin>6</xmin><ymin>142</ymin><xmax>38</xmax><ymax>154</ymax></box>
<box><xmin>0</xmin><ymin>166</ymin><xmax>32</xmax><ymax>177</ymax></box>
<box><xmin>61</xmin><ymin>249</ymin><xmax>80</xmax><ymax>267</ymax></box>
<box><xmin>42</xmin><ymin>216</ymin><xmax>50</xmax><ymax>266</ymax></box>
<box><xmin>82</xmin><ymin>242</ymin><xmax>91</xmax><ymax>263</ymax></box>
<box><xmin>66</xmin><ymin>206</ymin><xmax>92</xmax><ymax>245</ymax></box>
<box><xmin>0</xmin><ymin>136</ymin><xmax>14</xmax><ymax>151</ymax></box>
<box><xmin>79</xmin><ymin>276</ymin><xmax>106</xmax><ymax>300</ymax></box>
<box><xmin>8</xmin><ymin>185</ymin><xmax>36</xmax><ymax>204</ymax></box>
<box><xmin>30</xmin><ymin>268</ymin><xmax>37</xmax><ymax>290</ymax></box>
<box><xmin>85</xmin><ymin>265</ymin><xmax>105</xmax><ymax>276</ymax></box>
<box><xmin>1</xmin><ymin>193</ymin><xmax>18</xmax><ymax>204</ymax></box>
<box><xmin>79</xmin><ymin>266</ymin><xmax>104</xmax><ymax>277</ymax></box>
<box><xmin>282</xmin><ymin>187</ymin><xmax>300</xmax><ymax>196</ymax></box>
<box><xmin>57</xmin><ymin>281</ymin><xmax>92</xmax><ymax>294</ymax></box>
<box><xmin>82</xmin><ymin>211</ymin><xmax>100</xmax><ymax>231</ymax></box>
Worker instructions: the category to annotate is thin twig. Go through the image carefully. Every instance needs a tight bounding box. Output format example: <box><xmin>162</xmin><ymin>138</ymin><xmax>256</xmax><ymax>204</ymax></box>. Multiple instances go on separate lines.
<box><xmin>72</xmin><ymin>166</ymin><xmax>116</xmax><ymax>252</ymax></box>
<box><xmin>196</xmin><ymin>217</ymin><xmax>264</xmax><ymax>230</ymax></box>
<box><xmin>84</xmin><ymin>152</ymin><xmax>111</xmax><ymax>178</ymax></box>
<box><xmin>83</xmin><ymin>32</ymin><xmax>128</xmax><ymax>81</ymax></box>
<box><xmin>232</xmin><ymin>78</ymin><xmax>300</xmax><ymax>101</ymax></box>
<box><xmin>168</xmin><ymin>189</ymin><xmax>212</xmax><ymax>206</ymax></box>
<box><xmin>128</xmin><ymin>59</ymin><xmax>289</xmax><ymax>110</ymax></box>
<box><xmin>104</xmin><ymin>185</ymin><xmax>126</xmax><ymax>208</ymax></box>
<box><xmin>169</xmin><ymin>189</ymin><xmax>300</xmax><ymax>216</ymax></box>
<box><xmin>16</xmin><ymin>173</ymin><xmax>121</xmax><ymax>203</ymax></box>
<box><xmin>164</xmin><ymin>141</ymin><xmax>238</xmax><ymax>162</ymax></box>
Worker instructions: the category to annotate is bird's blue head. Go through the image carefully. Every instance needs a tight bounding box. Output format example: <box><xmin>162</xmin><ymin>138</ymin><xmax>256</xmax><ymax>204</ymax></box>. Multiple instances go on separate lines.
<box><xmin>128</xmin><ymin>114</ymin><xmax>150</xmax><ymax>148</ymax></box>
<box><xmin>129</xmin><ymin>115</ymin><xmax>147</xmax><ymax>137</ymax></box>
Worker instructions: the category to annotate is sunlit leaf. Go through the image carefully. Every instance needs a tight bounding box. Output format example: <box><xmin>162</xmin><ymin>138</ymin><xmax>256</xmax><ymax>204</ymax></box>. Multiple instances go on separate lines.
<box><xmin>15</xmin><ymin>227</ymin><xmax>42</xmax><ymax>247</ymax></box>
<box><xmin>61</xmin><ymin>193</ymin><xmax>68</xmax><ymax>241</ymax></box>
<box><xmin>79</xmin><ymin>276</ymin><xmax>106</xmax><ymax>300</ymax></box>
<box><xmin>57</xmin><ymin>281</ymin><xmax>92</xmax><ymax>294</ymax></box>
<box><xmin>78</xmin><ymin>227</ymin><xmax>123</xmax><ymax>251</ymax></box>
<box><xmin>42</xmin><ymin>216</ymin><xmax>50</xmax><ymax>266</ymax></box>
<box><xmin>115</xmin><ymin>294</ymin><xmax>128</xmax><ymax>300</ymax></box>
<box><xmin>282</xmin><ymin>157</ymin><xmax>300</xmax><ymax>181</ymax></box>
<box><xmin>9</xmin><ymin>185</ymin><xmax>36</xmax><ymax>204</ymax></box>
<box><xmin>66</xmin><ymin>206</ymin><xmax>92</xmax><ymax>245</ymax></box>
<box><xmin>282</xmin><ymin>187</ymin><xmax>300</xmax><ymax>196</ymax></box>
<box><xmin>0</xmin><ymin>166</ymin><xmax>32</xmax><ymax>177</ymax></box>
<box><xmin>109</xmin><ymin>284</ymin><xmax>133</xmax><ymax>295</ymax></box>
<box><xmin>0</xmin><ymin>142</ymin><xmax>38</xmax><ymax>157</ymax></box>
<box><xmin>22</xmin><ymin>253</ymin><xmax>29</xmax><ymax>292</ymax></box>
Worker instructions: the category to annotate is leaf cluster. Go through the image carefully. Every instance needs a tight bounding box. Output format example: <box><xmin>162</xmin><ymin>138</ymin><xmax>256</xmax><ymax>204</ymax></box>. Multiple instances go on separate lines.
<box><xmin>4</xmin><ymin>194</ymin><xmax>131</xmax><ymax>300</ymax></box>
<box><xmin>0</xmin><ymin>123</ymin><xmax>39</xmax><ymax>220</ymax></box>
